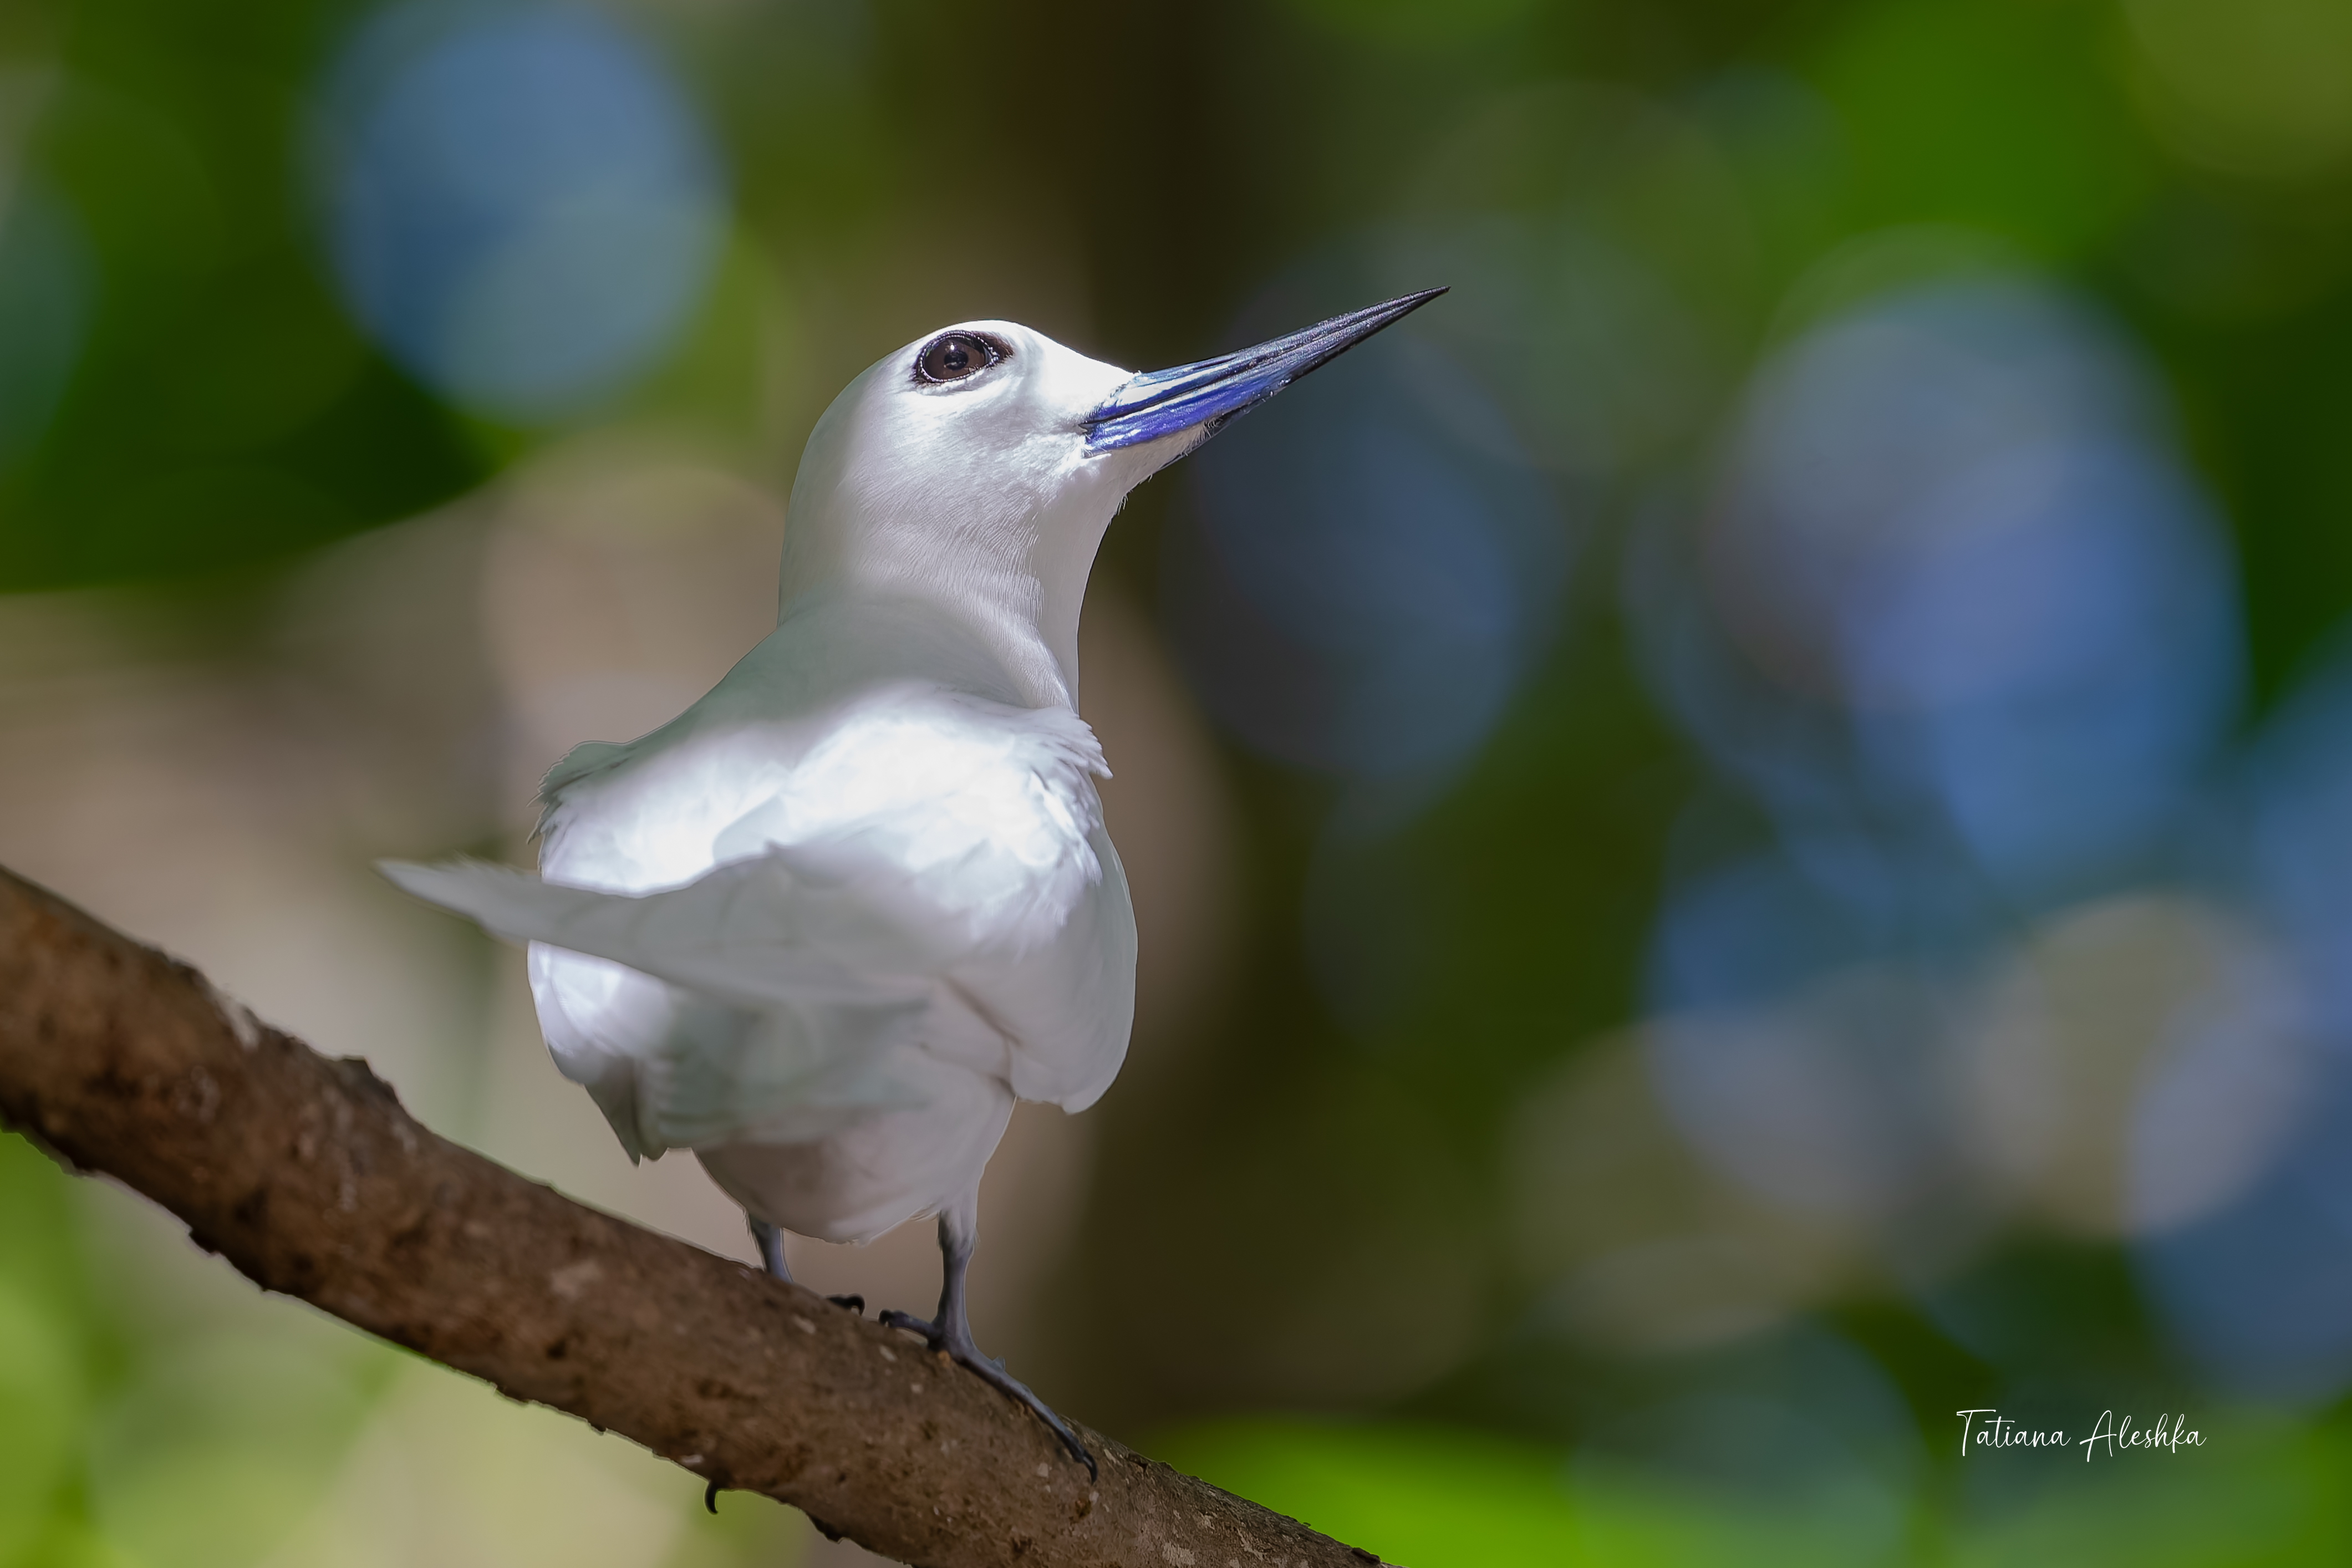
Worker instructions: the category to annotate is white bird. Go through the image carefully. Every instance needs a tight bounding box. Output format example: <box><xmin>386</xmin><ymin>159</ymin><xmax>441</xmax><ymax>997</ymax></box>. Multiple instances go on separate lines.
<box><xmin>383</xmin><ymin>288</ymin><xmax>1444</xmax><ymax>1470</ymax></box>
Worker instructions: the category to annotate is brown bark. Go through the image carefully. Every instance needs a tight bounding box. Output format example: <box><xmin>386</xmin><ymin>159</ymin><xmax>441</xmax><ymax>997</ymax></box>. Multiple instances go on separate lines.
<box><xmin>0</xmin><ymin>867</ymin><xmax>1384</xmax><ymax>1568</ymax></box>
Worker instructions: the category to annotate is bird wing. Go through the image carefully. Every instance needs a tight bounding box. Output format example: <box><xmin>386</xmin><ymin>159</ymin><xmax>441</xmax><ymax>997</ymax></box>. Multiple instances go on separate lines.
<box><xmin>383</xmin><ymin>689</ymin><xmax>1126</xmax><ymax>1151</ymax></box>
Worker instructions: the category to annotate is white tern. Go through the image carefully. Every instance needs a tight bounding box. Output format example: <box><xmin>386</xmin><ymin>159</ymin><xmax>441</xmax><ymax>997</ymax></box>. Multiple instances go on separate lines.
<box><xmin>383</xmin><ymin>287</ymin><xmax>1445</xmax><ymax>1471</ymax></box>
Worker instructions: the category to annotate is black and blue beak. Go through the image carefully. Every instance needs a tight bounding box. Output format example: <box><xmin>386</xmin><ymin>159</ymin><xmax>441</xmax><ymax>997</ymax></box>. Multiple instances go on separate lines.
<box><xmin>1083</xmin><ymin>287</ymin><xmax>1447</xmax><ymax>454</ymax></box>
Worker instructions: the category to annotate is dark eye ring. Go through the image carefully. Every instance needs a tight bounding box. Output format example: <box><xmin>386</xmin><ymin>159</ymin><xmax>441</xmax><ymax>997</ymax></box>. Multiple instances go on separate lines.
<box><xmin>915</xmin><ymin>332</ymin><xmax>1004</xmax><ymax>385</ymax></box>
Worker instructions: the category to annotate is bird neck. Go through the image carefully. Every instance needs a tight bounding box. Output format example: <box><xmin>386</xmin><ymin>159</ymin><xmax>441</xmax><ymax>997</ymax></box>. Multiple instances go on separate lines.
<box><xmin>775</xmin><ymin>482</ymin><xmax>1117</xmax><ymax>713</ymax></box>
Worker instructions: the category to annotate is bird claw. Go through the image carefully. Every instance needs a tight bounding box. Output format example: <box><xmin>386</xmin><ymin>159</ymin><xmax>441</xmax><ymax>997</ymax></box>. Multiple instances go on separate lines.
<box><xmin>876</xmin><ymin>1311</ymin><xmax>1096</xmax><ymax>1480</ymax></box>
<box><xmin>828</xmin><ymin>1294</ymin><xmax>864</xmax><ymax>1314</ymax></box>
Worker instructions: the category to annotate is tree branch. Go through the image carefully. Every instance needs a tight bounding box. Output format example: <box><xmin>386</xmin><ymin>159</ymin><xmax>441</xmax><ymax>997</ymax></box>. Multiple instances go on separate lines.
<box><xmin>0</xmin><ymin>867</ymin><xmax>1379</xmax><ymax>1568</ymax></box>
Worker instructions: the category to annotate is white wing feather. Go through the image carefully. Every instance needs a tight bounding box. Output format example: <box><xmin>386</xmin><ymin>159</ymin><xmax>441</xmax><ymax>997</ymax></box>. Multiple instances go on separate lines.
<box><xmin>381</xmin><ymin>685</ymin><xmax>1134</xmax><ymax>1162</ymax></box>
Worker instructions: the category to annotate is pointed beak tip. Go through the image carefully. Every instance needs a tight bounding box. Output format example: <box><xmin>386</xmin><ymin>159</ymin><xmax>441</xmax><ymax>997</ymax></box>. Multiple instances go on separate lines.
<box><xmin>1084</xmin><ymin>286</ymin><xmax>1452</xmax><ymax>454</ymax></box>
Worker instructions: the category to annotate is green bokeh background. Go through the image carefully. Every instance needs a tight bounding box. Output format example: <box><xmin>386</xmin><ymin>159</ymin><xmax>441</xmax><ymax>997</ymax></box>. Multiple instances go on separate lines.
<box><xmin>7</xmin><ymin>0</ymin><xmax>2352</xmax><ymax>1564</ymax></box>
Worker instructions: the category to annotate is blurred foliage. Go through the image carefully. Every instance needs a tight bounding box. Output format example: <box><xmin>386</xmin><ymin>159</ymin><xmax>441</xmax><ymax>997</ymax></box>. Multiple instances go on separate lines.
<box><xmin>1163</xmin><ymin>1410</ymin><xmax>2352</xmax><ymax>1567</ymax></box>
<box><xmin>0</xmin><ymin>1136</ymin><xmax>98</xmax><ymax>1567</ymax></box>
<box><xmin>9</xmin><ymin>0</ymin><xmax>2352</xmax><ymax>1563</ymax></box>
<box><xmin>0</xmin><ymin>0</ymin><xmax>486</xmax><ymax>588</ymax></box>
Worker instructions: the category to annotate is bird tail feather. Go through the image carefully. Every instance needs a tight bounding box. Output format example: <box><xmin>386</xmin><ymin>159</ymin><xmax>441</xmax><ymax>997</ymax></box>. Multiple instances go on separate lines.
<box><xmin>379</xmin><ymin>857</ymin><xmax>930</xmax><ymax>1150</ymax></box>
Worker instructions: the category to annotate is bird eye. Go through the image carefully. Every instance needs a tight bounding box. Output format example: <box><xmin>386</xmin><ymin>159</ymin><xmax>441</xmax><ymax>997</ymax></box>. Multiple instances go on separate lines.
<box><xmin>917</xmin><ymin>332</ymin><xmax>1000</xmax><ymax>384</ymax></box>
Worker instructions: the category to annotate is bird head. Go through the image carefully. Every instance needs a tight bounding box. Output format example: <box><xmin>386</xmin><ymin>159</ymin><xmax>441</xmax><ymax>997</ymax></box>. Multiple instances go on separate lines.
<box><xmin>777</xmin><ymin>288</ymin><xmax>1446</xmax><ymax>705</ymax></box>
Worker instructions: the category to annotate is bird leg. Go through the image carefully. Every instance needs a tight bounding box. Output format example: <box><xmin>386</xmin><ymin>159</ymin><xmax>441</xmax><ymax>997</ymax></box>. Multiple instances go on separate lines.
<box><xmin>747</xmin><ymin>1216</ymin><xmax>862</xmax><ymax>1314</ymax></box>
<box><xmin>878</xmin><ymin>1194</ymin><xmax>1095</xmax><ymax>1478</ymax></box>
<box><xmin>749</xmin><ymin>1215</ymin><xmax>791</xmax><ymax>1280</ymax></box>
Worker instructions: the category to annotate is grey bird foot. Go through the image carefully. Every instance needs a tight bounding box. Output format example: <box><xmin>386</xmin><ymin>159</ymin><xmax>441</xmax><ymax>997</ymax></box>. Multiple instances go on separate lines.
<box><xmin>879</xmin><ymin>1309</ymin><xmax>1096</xmax><ymax>1480</ymax></box>
<box><xmin>828</xmin><ymin>1294</ymin><xmax>865</xmax><ymax>1314</ymax></box>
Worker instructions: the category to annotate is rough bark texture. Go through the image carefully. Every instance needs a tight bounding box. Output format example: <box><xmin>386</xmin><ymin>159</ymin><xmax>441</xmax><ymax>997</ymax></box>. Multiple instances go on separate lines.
<box><xmin>0</xmin><ymin>867</ymin><xmax>1384</xmax><ymax>1568</ymax></box>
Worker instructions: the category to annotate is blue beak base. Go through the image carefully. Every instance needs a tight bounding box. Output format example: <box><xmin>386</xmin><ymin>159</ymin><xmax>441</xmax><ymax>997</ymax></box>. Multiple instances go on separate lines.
<box><xmin>1082</xmin><ymin>287</ymin><xmax>1448</xmax><ymax>454</ymax></box>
